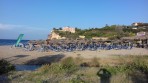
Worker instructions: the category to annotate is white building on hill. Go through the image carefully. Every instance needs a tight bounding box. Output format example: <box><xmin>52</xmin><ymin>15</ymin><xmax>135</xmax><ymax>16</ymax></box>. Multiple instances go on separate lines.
<box><xmin>62</xmin><ymin>26</ymin><xmax>75</xmax><ymax>33</ymax></box>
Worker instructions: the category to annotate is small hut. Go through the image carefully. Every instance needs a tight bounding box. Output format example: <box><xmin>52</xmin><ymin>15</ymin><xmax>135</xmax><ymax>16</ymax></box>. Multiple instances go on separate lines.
<box><xmin>121</xmin><ymin>32</ymin><xmax>148</xmax><ymax>48</ymax></box>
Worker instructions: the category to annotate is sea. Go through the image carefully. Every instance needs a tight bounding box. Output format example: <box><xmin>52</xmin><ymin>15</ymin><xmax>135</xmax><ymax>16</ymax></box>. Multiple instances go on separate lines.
<box><xmin>0</xmin><ymin>39</ymin><xmax>29</xmax><ymax>46</ymax></box>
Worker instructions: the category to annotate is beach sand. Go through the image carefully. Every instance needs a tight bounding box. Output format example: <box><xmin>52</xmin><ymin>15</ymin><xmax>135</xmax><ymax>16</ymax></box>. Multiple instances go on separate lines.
<box><xmin>0</xmin><ymin>46</ymin><xmax>148</xmax><ymax>65</ymax></box>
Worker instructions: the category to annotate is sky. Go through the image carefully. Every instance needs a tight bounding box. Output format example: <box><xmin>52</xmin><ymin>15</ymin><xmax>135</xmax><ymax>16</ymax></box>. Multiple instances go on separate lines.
<box><xmin>0</xmin><ymin>0</ymin><xmax>148</xmax><ymax>40</ymax></box>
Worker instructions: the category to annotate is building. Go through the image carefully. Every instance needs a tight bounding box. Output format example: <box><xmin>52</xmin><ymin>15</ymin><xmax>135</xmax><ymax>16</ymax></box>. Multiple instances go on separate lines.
<box><xmin>137</xmin><ymin>31</ymin><xmax>146</xmax><ymax>36</ymax></box>
<box><xmin>132</xmin><ymin>22</ymin><xmax>148</xmax><ymax>29</ymax></box>
<box><xmin>132</xmin><ymin>22</ymin><xmax>148</xmax><ymax>27</ymax></box>
<box><xmin>62</xmin><ymin>26</ymin><xmax>75</xmax><ymax>33</ymax></box>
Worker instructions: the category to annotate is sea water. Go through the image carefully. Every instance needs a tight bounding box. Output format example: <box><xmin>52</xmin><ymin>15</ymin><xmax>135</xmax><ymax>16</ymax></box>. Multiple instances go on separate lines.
<box><xmin>0</xmin><ymin>39</ymin><xmax>29</xmax><ymax>46</ymax></box>
<box><xmin>15</xmin><ymin>65</ymin><xmax>41</xmax><ymax>71</ymax></box>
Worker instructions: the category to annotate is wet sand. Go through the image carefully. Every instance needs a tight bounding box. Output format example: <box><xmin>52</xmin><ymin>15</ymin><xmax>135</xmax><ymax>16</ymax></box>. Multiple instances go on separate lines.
<box><xmin>0</xmin><ymin>46</ymin><xmax>148</xmax><ymax>64</ymax></box>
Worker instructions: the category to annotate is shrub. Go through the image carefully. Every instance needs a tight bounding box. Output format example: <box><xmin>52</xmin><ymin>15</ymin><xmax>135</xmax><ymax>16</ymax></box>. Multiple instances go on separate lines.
<box><xmin>70</xmin><ymin>75</ymin><xmax>85</xmax><ymax>83</ymax></box>
<box><xmin>104</xmin><ymin>65</ymin><xmax>130</xmax><ymax>75</ymax></box>
<box><xmin>74</xmin><ymin>57</ymin><xmax>83</xmax><ymax>66</ymax></box>
<box><xmin>127</xmin><ymin>58</ymin><xmax>148</xmax><ymax>73</ymax></box>
<box><xmin>37</xmin><ymin>63</ymin><xmax>64</xmax><ymax>74</ymax></box>
<box><xmin>90</xmin><ymin>57</ymin><xmax>100</xmax><ymax>67</ymax></box>
<box><xmin>61</xmin><ymin>57</ymin><xmax>78</xmax><ymax>73</ymax></box>
<box><xmin>37</xmin><ymin>64</ymin><xmax>50</xmax><ymax>74</ymax></box>
<box><xmin>37</xmin><ymin>57</ymin><xmax>79</xmax><ymax>75</ymax></box>
<box><xmin>81</xmin><ymin>57</ymin><xmax>100</xmax><ymax>67</ymax></box>
<box><xmin>48</xmin><ymin>63</ymin><xmax>63</xmax><ymax>74</ymax></box>
<box><xmin>0</xmin><ymin>59</ymin><xmax>15</xmax><ymax>75</ymax></box>
<box><xmin>126</xmin><ymin>57</ymin><xmax>148</xmax><ymax>83</ymax></box>
<box><xmin>104</xmin><ymin>57</ymin><xmax>148</xmax><ymax>75</ymax></box>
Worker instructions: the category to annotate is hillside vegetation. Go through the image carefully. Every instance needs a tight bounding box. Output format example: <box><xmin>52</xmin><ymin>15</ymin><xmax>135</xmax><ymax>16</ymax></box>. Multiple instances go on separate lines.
<box><xmin>53</xmin><ymin>25</ymin><xmax>148</xmax><ymax>39</ymax></box>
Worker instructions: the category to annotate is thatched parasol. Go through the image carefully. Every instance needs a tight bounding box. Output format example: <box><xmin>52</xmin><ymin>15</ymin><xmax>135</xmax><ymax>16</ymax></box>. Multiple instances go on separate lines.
<box><xmin>112</xmin><ymin>40</ymin><xmax>122</xmax><ymax>43</ymax></box>
<box><xmin>134</xmin><ymin>35</ymin><xmax>148</xmax><ymax>40</ymax></box>
<box><xmin>121</xmin><ymin>36</ymin><xmax>135</xmax><ymax>40</ymax></box>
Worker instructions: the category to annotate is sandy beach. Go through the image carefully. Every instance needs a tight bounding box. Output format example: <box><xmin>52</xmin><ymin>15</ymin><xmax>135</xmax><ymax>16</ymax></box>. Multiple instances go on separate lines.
<box><xmin>0</xmin><ymin>46</ymin><xmax>148</xmax><ymax>65</ymax></box>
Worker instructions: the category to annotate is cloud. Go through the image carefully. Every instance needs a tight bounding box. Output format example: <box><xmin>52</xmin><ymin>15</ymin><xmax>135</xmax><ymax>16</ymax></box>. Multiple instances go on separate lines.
<box><xmin>0</xmin><ymin>23</ymin><xmax>24</xmax><ymax>30</ymax></box>
<box><xmin>0</xmin><ymin>23</ymin><xmax>50</xmax><ymax>32</ymax></box>
<box><xmin>0</xmin><ymin>23</ymin><xmax>50</xmax><ymax>40</ymax></box>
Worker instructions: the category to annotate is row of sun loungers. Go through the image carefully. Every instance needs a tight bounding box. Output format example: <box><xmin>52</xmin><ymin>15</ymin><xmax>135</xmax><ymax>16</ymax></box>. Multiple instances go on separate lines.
<box><xmin>23</xmin><ymin>42</ymin><xmax>133</xmax><ymax>52</ymax></box>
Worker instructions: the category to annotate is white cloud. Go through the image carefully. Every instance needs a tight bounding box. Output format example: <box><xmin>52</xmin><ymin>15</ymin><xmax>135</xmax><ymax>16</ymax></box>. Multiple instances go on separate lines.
<box><xmin>0</xmin><ymin>23</ymin><xmax>24</xmax><ymax>30</ymax></box>
<box><xmin>0</xmin><ymin>23</ymin><xmax>50</xmax><ymax>40</ymax></box>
